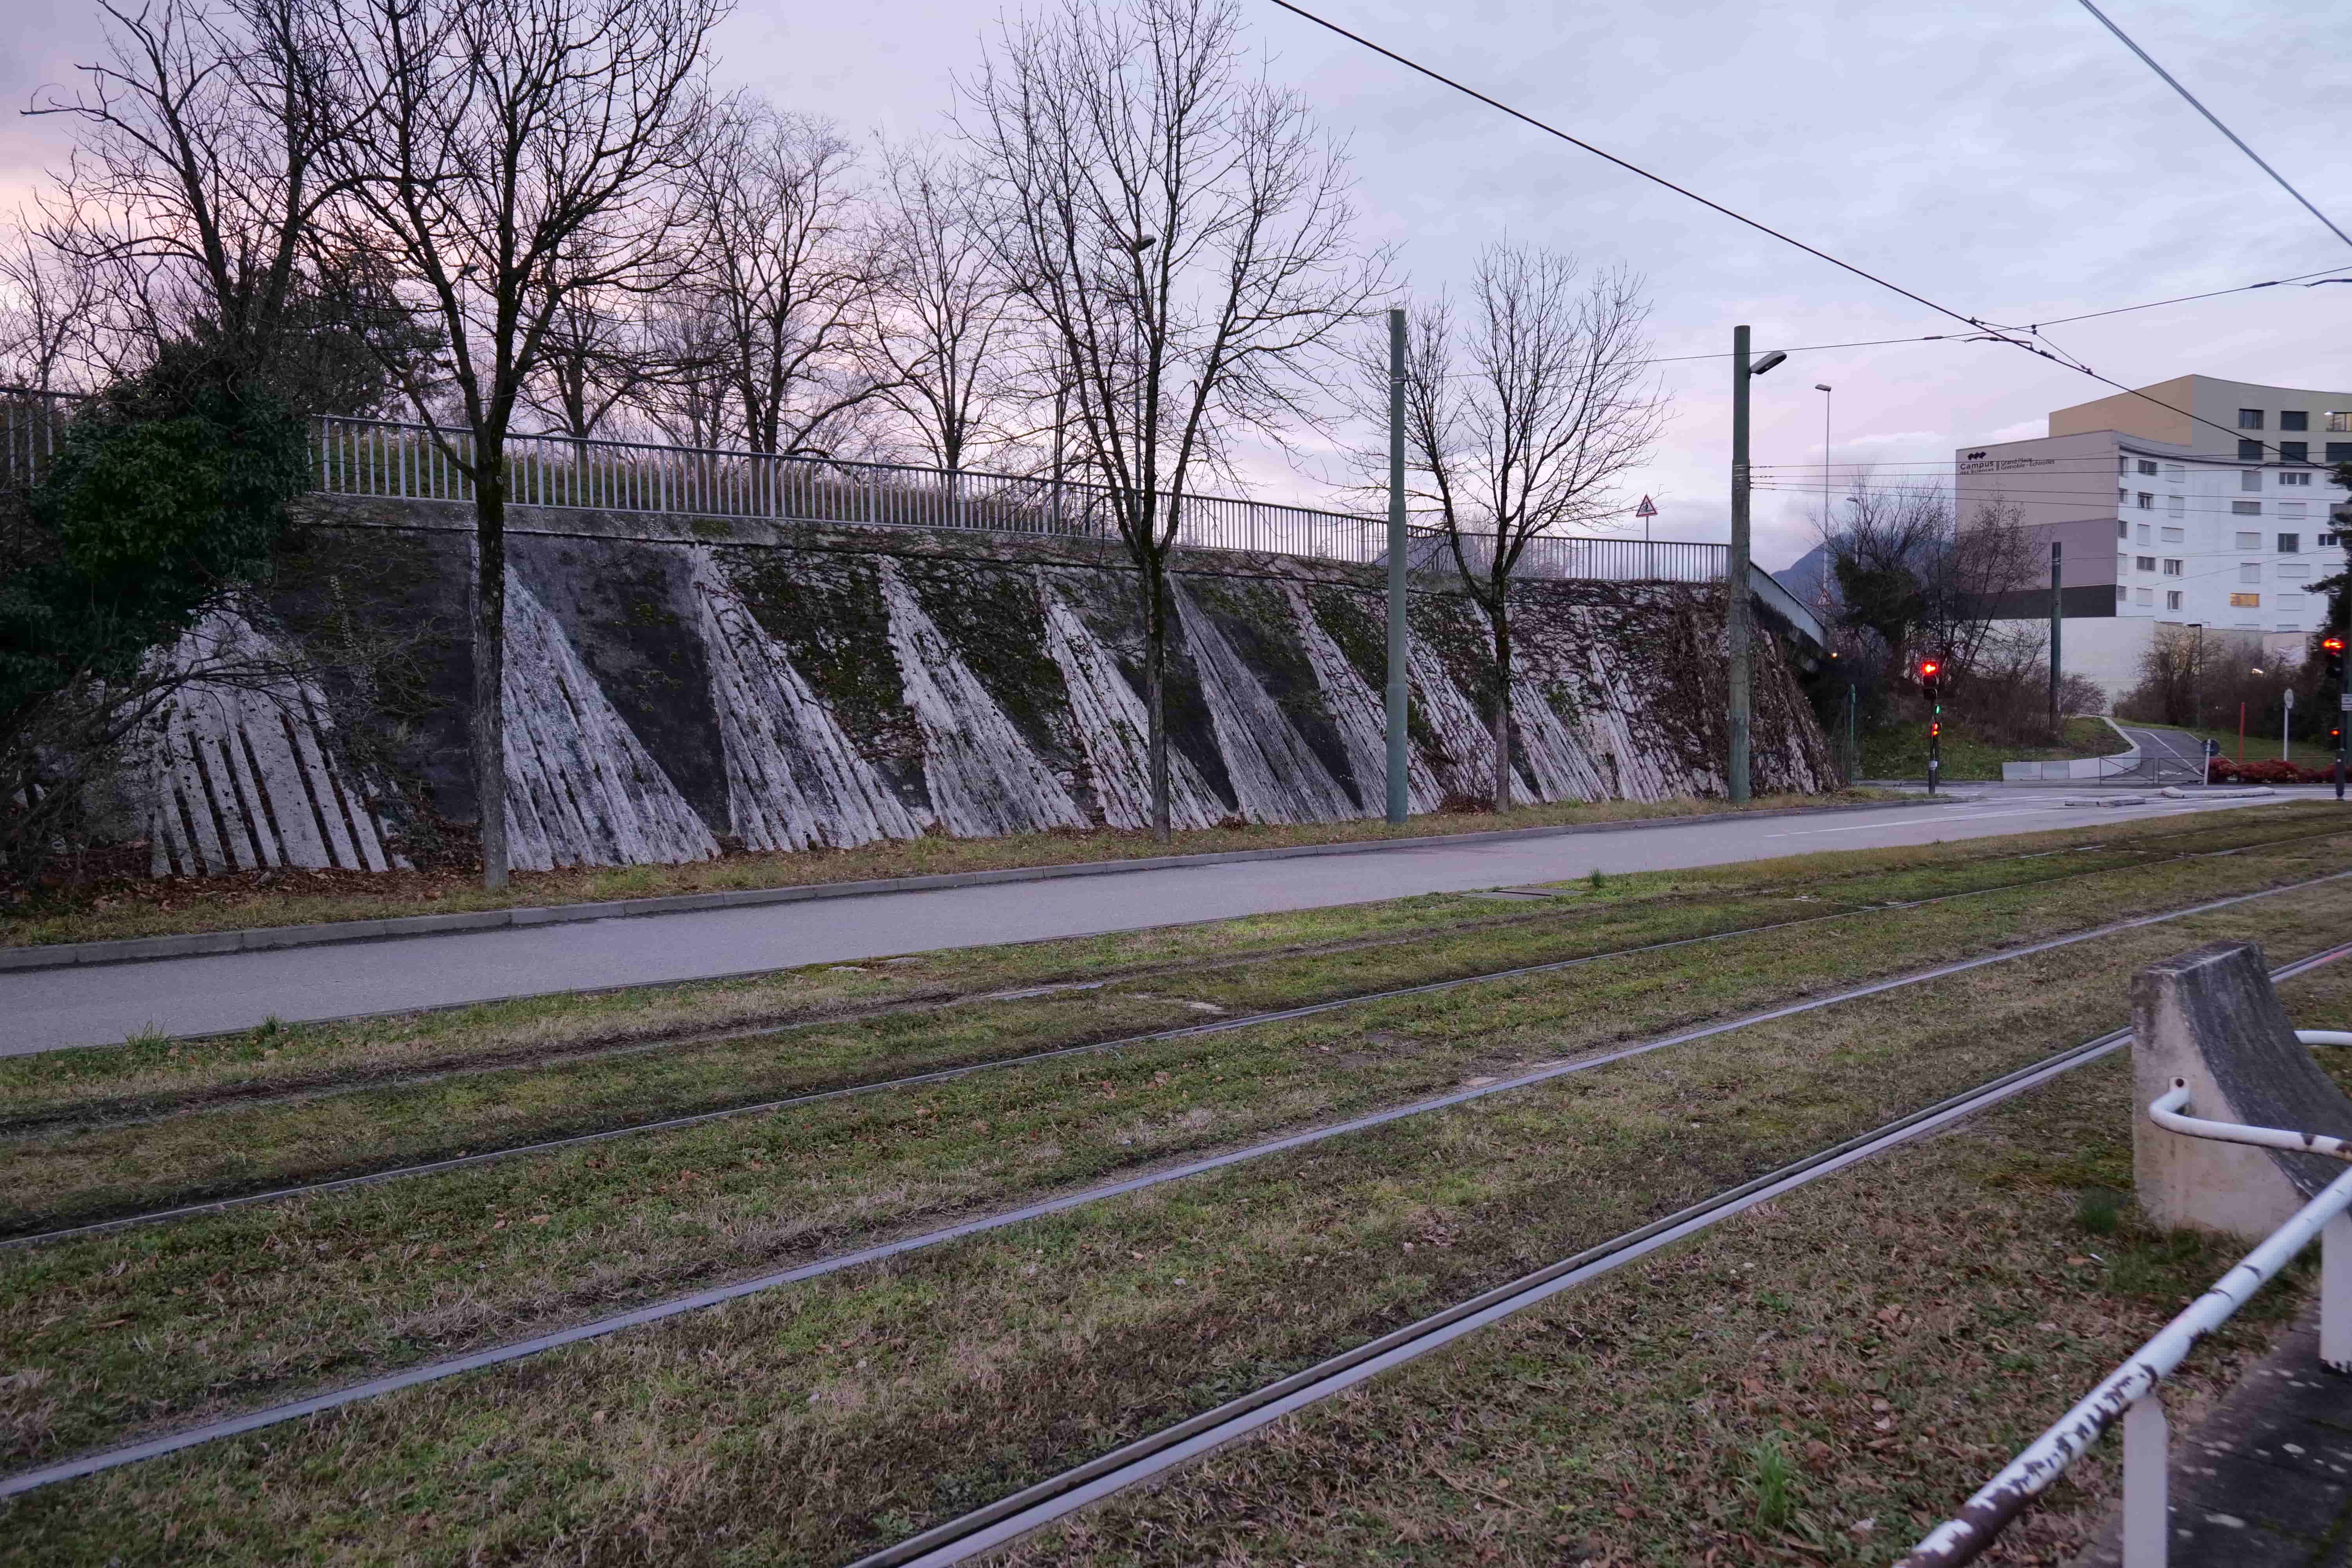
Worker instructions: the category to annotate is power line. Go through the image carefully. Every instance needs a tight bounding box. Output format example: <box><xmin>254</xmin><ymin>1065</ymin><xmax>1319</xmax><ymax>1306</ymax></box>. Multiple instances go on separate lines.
<box><xmin>1268</xmin><ymin>0</ymin><xmax>2348</xmax><ymax>467</ymax></box>
<box><xmin>2071</xmin><ymin>0</ymin><xmax>2352</xmax><ymax>253</ymax></box>
<box><xmin>2005</xmin><ymin>266</ymin><xmax>2352</xmax><ymax>329</ymax></box>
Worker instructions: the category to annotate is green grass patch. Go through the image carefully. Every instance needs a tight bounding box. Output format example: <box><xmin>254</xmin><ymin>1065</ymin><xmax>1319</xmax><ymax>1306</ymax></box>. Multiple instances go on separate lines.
<box><xmin>1859</xmin><ymin>714</ymin><xmax>2120</xmax><ymax>781</ymax></box>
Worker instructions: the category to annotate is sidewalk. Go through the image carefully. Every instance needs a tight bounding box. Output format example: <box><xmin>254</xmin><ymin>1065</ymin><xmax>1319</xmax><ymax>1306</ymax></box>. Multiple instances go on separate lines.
<box><xmin>2071</xmin><ymin>1306</ymin><xmax>2352</xmax><ymax>1566</ymax></box>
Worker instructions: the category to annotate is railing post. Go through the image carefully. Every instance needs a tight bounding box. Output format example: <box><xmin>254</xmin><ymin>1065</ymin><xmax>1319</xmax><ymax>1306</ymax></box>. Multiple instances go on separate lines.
<box><xmin>2122</xmin><ymin>1393</ymin><xmax>2169</xmax><ymax>1567</ymax></box>
<box><xmin>2326</xmin><ymin>1212</ymin><xmax>2352</xmax><ymax>1372</ymax></box>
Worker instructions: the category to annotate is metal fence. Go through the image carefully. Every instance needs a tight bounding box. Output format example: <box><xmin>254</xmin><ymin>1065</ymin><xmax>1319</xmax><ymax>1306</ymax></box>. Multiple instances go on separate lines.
<box><xmin>0</xmin><ymin>386</ymin><xmax>82</xmax><ymax>492</ymax></box>
<box><xmin>310</xmin><ymin>414</ymin><xmax>1739</xmax><ymax>584</ymax></box>
<box><xmin>10</xmin><ymin>399</ymin><xmax>1765</xmax><ymax>596</ymax></box>
<box><xmin>1900</xmin><ymin>1027</ymin><xmax>2352</xmax><ymax>1566</ymax></box>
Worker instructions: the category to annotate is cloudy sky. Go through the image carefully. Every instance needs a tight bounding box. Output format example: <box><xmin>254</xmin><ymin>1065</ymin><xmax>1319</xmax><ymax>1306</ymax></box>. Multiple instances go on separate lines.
<box><xmin>6</xmin><ymin>0</ymin><xmax>2349</xmax><ymax>570</ymax></box>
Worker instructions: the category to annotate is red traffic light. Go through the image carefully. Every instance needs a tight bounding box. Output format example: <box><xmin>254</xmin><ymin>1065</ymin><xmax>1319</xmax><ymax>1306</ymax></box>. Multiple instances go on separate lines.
<box><xmin>1917</xmin><ymin>659</ymin><xmax>1942</xmax><ymax>680</ymax></box>
<box><xmin>2326</xmin><ymin>637</ymin><xmax>2347</xmax><ymax>655</ymax></box>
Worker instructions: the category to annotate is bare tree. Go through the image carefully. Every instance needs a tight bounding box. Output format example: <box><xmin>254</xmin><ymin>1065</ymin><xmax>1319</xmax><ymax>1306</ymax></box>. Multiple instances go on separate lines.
<box><xmin>27</xmin><ymin>0</ymin><xmax>351</xmax><ymax>378</ymax></box>
<box><xmin>318</xmin><ymin>0</ymin><xmax>716</xmax><ymax>889</ymax></box>
<box><xmin>1823</xmin><ymin>483</ymin><xmax>2038</xmax><ymax>681</ymax></box>
<box><xmin>960</xmin><ymin>0</ymin><xmax>1387</xmax><ymax>840</ymax></box>
<box><xmin>0</xmin><ymin>228</ymin><xmax>105</xmax><ymax>393</ymax></box>
<box><xmin>523</xmin><ymin>285</ymin><xmax>659</xmax><ymax>439</ymax></box>
<box><xmin>657</xmin><ymin>97</ymin><xmax>890</xmax><ymax>458</ymax></box>
<box><xmin>1356</xmin><ymin>249</ymin><xmax>1664</xmax><ymax>810</ymax></box>
<box><xmin>867</xmin><ymin>142</ymin><xmax>1029</xmax><ymax>477</ymax></box>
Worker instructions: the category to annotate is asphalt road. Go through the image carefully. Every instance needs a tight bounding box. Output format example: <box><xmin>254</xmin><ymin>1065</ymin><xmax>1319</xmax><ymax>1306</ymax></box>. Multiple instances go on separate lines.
<box><xmin>3</xmin><ymin>789</ymin><xmax>2334</xmax><ymax>1055</ymax></box>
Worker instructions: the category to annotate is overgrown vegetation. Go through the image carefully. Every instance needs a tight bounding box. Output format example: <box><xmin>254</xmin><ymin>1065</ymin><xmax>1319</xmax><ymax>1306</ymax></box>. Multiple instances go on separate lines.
<box><xmin>0</xmin><ymin>347</ymin><xmax>309</xmax><ymax>889</ymax></box>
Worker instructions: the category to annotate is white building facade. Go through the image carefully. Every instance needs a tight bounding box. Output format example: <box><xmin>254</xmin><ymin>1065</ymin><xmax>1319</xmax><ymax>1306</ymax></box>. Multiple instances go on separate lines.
<box><xmin>1956</xmin><ymin>374</ymin><xmax>2352</xmax><ymax>702</ymax></box>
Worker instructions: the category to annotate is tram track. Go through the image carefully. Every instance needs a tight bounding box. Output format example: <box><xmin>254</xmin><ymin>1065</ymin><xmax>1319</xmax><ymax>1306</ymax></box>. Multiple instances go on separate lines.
<box><xmin>3</xmin><ymin>898</ymin><xmax>2347</xmax><ymax>1504</ymax></box>
<box><xmin>9</xmin><ymin>834</ymin><xmax>2349</xmax><ymax>1249</ymax></box>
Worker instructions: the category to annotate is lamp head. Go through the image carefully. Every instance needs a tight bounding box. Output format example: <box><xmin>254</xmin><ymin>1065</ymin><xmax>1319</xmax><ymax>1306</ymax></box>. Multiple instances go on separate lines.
<box><xmin>1750</xmin><ymin>350</ymin><xmax>1788</xmax><ymax>376</ymax></box>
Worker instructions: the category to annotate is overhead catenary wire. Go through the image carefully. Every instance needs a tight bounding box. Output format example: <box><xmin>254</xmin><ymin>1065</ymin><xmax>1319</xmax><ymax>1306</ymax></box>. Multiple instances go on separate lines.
<box><xmin>2070</xmin><ymin>0</ymin><xmax>2352</xmax><ymax>253</ymax></box>
<box><xmin>1263</xmin><ymin>0</ymin><xmax>2349</xmax><ymax>466</ymax></box>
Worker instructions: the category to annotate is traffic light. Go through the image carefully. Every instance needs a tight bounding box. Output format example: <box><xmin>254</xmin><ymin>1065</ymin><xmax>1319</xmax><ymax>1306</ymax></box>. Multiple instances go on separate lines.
<box><xmin>1915</xmin><ymin>656</ymin><xmax>1944</xmax><ymax>698</ymax></box>
<box><xmin>2325</xmin><ymin>636</ymin><xmax>2346</xmax><ymax>682</ymax></box>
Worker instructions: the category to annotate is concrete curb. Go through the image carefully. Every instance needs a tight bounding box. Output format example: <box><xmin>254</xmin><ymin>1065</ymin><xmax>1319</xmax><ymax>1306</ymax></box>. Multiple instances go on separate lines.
<box><xmin>1</xmin><ymin>797</ymin><xmax>1951</xmax><ymax>975</ymax></box>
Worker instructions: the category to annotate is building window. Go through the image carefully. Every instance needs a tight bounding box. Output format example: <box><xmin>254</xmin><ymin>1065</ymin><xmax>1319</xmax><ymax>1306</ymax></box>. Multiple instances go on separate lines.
<box><xmin>2323</xmin><ymin>532</ymin><xmax>2342</xmax><ymax>547</ymax></box>
<box><xmin>2330</xmin><ymin>412</ymin><xmax>2350</xmax><ymax>432</ymax></box>
<box><xmin>2118</xmin><ymin>488</ymin><xmax>2129</xmax><ymax>505</ymax></box>
<box><xmin>2231</xmin><ymin>591</ymin><xmax>2261</xmax><ymax>607</ymax></box>
<box><xmin>2168</xmin><ymin>494</ymin><xmax>2185</xmax><ymax>515</ymax></box>
<box><xmin>2135</xmin><ymin>555</ymin><xmax>2156</xmax><ymax>571</ymax></box>
<box><xmin>2165</xmin><ymin>463</ymin><xmax>2186</xmax><ymax>482</ymax></box>
<box><xmin>2241</xmin><ymin>439</ymin><xmax>2265</xmax><ymax>460</ymax></box>
<box><xmin>2283</xmin><ymin>410</ymin><xmax>2309</xmax><ymax>432</ymax></box>
<box><xmin>2283</xmin><ymin>501</ymin><xmax>2310</xmax><ymax>519</ymax></box>
<box><xmin>2135</xmin><ymin>523</ymin><xmax>2151</xmax><ymax>544</ymax></box>
<box><xmin>2279</xmin><ymin>562</ymin><xmax>2312</xmax><ymax>579</ymax></box>
<box><xmin>2137</xmin><ymin>491</ymin><xmax>2154</xmax><ymax>509</ymax></box>
<box><xmin>2117</xmin><ymin>521</ymin><xmax>2129</xmax><ymax>539</ymax></box>
<box><xmin>2167</xmin><ymin>591</ymin><xmax>2183</xmax><ymax>610</ymax></box>
<box><xmin>2280</xmin><ymin>533</ymin><xmax>2302</xmax><ymax>552</ymax></box>
<box><xmin>2137</xmin><ymin>459</ymin><xmax>2158</xmax><ymax>475</ymax></box>
<box><xmin>2162</xmin><ymin>558</ymin><xmax>2183</xmax><ymax>574</ymax></box>
<box><xmin>2329</xmin><ymin>442</ymin><xmax>2352</xmax><ymax>463</ymax></box>
<box><xmin>2283</xmin><ymin>441</ymin><xmax>2310</xmax><ymax>464</ymax></box>
<box><xmin>2243</xmin><ymin>470</ymin><xmax>2265</xmax><ymax>492</ymax></box>
<box><xmin>2240</xmin><ymin>563</ymin><xmax>2262</xmax><ymax>584</ymax></box>
<box><xmin>2234</xmin><ymin>500</ymin><xmax>2263</xmax><ymax>515</ymax></box>
<box><xmin>2282</xmin><ymin>471</ymin><xmax>2313</xmax><ymax>486</ymax></box>
<box><xmin>2282</xmin><ymin>594</ymin><xmax>2308</xmax><ymax>610</ymax></box>
<box><xmin>2135</xmin><ymin>587</ymin><xmax>2154</xmax><ymax>606</ymax></box>
<box><xmin>2117</xmin><ymin>457</ymin><xmax>2129</xmax><ymax>475</ymax></box>
<box><xmin>2116</xmin><ymin>584</ymin><xmax>2129</xmax><ymax>603</ymax></box>
<box><xmin>2161</xmin><ymin>526</ymin><xmax>2184</xmax><ymax>542</ymax></box>
<box><xmin>2236</xmin><ymin>530</ymin><xmax>2262</xmax><ymax>547</ymax></box>
<box><xmin>2241</xmin><ymin>408</ymin><xmax>2266</xmax><ymax>429</ymax></box>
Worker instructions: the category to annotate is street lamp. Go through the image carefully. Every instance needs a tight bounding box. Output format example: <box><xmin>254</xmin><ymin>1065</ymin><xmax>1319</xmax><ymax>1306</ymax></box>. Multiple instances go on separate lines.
<box><xmin>1728</xmin><ymin>330</ymin><xmax>1786</xmax><ymax>805</ymax></box>
<box><xmin>1815</xmin><ymin>384</ymin><xmax>1833</xmax><ymax>530</ymax></box>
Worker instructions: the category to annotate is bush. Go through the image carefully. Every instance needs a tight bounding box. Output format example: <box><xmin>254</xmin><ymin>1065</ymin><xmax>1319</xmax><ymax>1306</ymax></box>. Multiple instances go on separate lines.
<box><xmin>2207</xmin><ymin>757</ymin><xmax>2330</xmax><ymax>784</ymax></box>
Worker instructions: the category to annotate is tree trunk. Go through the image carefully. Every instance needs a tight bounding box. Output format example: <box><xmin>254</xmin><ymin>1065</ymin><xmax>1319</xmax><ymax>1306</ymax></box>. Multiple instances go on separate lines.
<box><xmin>1489</xmin><ymin>594</ymin><xmax>1513</xmax><ymax>813</ymax></box>
<box><xmin>473</xmin><ymin>469</ymin><xmax>510</xmax><ymax>891</ymax></box>
<box><xmin>1144</xmin><ymin>555</ymin><xmax>1172</xmax><ymax>843</ymax></box>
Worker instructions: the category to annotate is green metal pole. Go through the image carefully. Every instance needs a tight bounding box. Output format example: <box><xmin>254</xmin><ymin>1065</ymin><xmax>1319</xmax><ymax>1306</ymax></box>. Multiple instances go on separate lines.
<box><xmin>1727</xmin><ymin>325</ymin><xmax>1753</xmax><ymax>804</ymax></box>
<box><xmin>2048</xmin><ymin>541</ymin><xmax>2062</xmax><ymax>737</ymax></box>
<box><xmin>1385</xmin><ymin>307</ymin><xmax>1409</xmax><ymax>824</ymax></box>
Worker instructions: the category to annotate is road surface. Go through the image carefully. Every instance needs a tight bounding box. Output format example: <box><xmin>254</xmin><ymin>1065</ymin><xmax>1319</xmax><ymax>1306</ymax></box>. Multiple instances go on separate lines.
<box><xmin>2</xmin><ymin>789</ymin><xmax>2334</xmax><ymax>1055</ymax></box>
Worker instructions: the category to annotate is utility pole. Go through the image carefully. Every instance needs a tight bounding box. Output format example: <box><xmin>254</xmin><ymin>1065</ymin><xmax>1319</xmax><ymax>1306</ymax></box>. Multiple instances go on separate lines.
<box><xmin>2048</xmin><ymin>540</ymin><xmax>2063</xmax><ymax>736</ymax></box>
<box><xmin>1728</xmin><ymin>326</ymin><xmax>1755</xmax><ymax>804</ymax></box>
<box><xmin>1726</xmin><ymin>326</ymin><xmax>1786</xmax><ymax>804</ymax></box>
<box><xmin>1385</xmin><ymin>307</ymin><xmax>1409</xmax><ymax>825</ymax></box>
<box><xmin>2339</xmin><ymin>528</ymin><xmax>2350</xmax><ymax>800</ymax></box>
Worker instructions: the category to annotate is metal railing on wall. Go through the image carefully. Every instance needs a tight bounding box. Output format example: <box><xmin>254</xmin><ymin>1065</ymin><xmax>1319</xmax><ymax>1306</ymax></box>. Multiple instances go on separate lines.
<box><xmin>0</xmin><ymin>385</ymin><xmax>82</xmax><ymax>492</ymax></box>
<box><xmin>10</xmin><ymin>397</ymin><xmax>1798</xmax><ymax>613</ymax></box>
<box><xmin>1899</xmin><ymin>1031</ymin><xmax>2352</xmax><ymax>1568</ymax></box>
<box><xmin>309</xmin><ymin>414</ymin><xmax>1742</xmax><ymax>586</ymax></box>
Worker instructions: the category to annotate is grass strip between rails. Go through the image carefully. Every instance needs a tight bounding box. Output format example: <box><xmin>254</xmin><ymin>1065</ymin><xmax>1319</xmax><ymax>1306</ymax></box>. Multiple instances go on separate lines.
<box><xmin>7</xmin><ymin>814</ymin><xmax>2349</xmax><ymax>1239</ymax></box>
<box><xmin>6</xmin><ymin>806</ymin><xmax>2332</xmax><ymax>1122</ymax></box>
<box><xmin>989</xmin><ymin>962</ymin><xmax>2352</xmax><ymax>1568</ymax></box>
<box><xmin>2</xmin><ymin>862</ymin><xmax>2351</xmax><ymax>1557</ymax></box>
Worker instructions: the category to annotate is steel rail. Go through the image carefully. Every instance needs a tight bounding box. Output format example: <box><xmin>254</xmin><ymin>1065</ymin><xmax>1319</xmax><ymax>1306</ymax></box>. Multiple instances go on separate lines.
<box><xmin>849</xmin><ymin>946</ymin><xmax>2352</xmax><ymax>1567</ymax></box>
<box><xmin>4</xmin><ymin>911</ymin><xmax>2349</xmax><ymax>1504</ymax></box>
<box><xmin>9</xmin><ymin>840</ymin><xmax>2342</xmax><ymax>1252</ymax></box>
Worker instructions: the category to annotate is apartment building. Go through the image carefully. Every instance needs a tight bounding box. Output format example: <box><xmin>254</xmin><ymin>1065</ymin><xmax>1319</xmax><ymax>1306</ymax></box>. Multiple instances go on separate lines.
<box><xmin>1955</xmin><ymin>374</ymin><xmax>2352</xmax><ymax>700</ymax></box>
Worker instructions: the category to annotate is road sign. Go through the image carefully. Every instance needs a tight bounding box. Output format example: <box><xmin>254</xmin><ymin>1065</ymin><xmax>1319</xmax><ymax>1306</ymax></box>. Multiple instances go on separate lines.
<box><xmin>1634</xmin><ymin>495</ymin><xmax>1657</xmax><ymax>519</ymax></box>
<box><xmin>2341</xmin><ymin>694</ymin><xmax>2350</xmax><ymax>712</ymax></box>
<box><xmin>2285</xmin><ymin>688</ymin><xmax>2296</xmax><ymax>709</ymax></box>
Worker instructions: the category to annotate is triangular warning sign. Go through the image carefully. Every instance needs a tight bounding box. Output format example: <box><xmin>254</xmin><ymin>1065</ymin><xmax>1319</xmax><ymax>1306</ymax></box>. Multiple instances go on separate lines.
<box><xmin>1634</xmin><ymin>495</ymin><xmax>1657</xmax><ymax>518</ymax></box>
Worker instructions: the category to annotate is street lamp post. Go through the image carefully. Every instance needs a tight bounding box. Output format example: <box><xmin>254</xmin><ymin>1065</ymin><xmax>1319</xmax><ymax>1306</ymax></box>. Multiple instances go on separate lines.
<box><xmin>1728</xmin><ymin>326</ymin><xmax>1787</xmax><ymax>805</ymax></box>
<box><xmin>1814</xmin><ymin>383</ymin><xmax>1832</xmax><ymax>532</ymax></box>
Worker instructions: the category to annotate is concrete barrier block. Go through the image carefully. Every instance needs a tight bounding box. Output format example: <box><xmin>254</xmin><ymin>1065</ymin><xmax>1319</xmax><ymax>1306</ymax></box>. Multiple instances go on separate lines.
<box><xmin>2132</xmin><ymin>941</ymin><xmax>2352</xmax><ymax>1243</ymax></box>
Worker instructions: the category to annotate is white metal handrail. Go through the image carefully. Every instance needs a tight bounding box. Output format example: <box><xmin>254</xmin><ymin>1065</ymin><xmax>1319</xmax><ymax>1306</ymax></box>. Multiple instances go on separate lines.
<box><xmin>1900</xmin><ymin>1030</ymin><xmax>2352</xmax><ymax>1567</ymax></box>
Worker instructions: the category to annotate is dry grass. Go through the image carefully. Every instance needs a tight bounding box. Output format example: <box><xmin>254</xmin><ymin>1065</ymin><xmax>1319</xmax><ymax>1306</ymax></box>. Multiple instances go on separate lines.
<box><xmin>0</xmin><ymin>791</ymin><xmax>1899</xmax><ymax>950</ymax></box>
<box><xmin>4</xmin><ymin>851</ymin><xmax>2352</xmax><ymax>1563</ymax></box>
<box><xmin>4</xmin><ymin>807</ymin><xmax>2330</xmax><ymax>1130</ymax></box>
